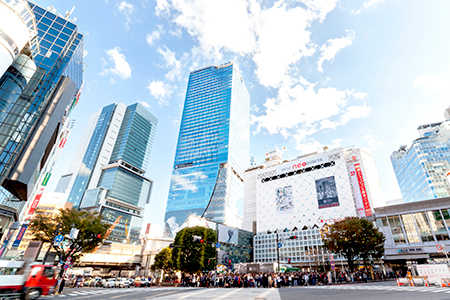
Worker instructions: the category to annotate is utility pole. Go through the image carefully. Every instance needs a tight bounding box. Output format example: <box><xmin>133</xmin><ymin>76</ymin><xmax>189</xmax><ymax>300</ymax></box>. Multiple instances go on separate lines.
<box><xmin>43</xmin><ymin>221</ymin><xmax>61</xmax><ymax>265</ymax></box>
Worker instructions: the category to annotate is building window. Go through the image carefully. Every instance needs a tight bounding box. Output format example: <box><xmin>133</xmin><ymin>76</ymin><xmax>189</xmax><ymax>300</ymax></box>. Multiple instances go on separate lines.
<box><xmin>388</xmin><ymin>215</ymin><xmax>407</xmax><ymax>244</ymax></box>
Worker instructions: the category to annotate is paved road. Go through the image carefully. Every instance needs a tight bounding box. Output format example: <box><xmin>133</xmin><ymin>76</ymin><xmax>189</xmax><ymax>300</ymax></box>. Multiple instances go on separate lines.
<box><xmin>49</xmin><ymin>281</ymin><xmax>450</xmax><ymax>300</ymax></box>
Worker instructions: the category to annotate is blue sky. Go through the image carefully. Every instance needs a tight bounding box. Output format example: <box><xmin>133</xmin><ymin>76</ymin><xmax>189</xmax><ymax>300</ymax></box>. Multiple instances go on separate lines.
<box><xmin>37</xmin><ymin>0</ymin><xmax>450</xmax><ymax>230</ymax></box>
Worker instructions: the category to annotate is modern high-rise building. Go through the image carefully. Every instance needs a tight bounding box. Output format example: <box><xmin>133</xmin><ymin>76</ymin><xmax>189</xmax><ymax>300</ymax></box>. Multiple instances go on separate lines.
<box><xmin>0</xmin><ymin>2</ymin><xmax>83</xmax><ymax>232</ymax></box>
<box><xmin>164</xmin><ymin>61</ymin><xmax>250</xmax><ymax>236</ymax></box>
<box><xmin>58</xmin><ymin>103</ymin><xmax>157</xmax><ymax>243</ymax></box>
<box><xmin>391</xmin><ymin>110</ymin><xmax>450</xmax><ymax>203</ymax></box>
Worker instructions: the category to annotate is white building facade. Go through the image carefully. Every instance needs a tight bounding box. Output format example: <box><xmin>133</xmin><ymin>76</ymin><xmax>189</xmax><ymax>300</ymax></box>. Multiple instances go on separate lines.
<box><xmin>243</xmin><ymin>147</ymin><xmax>385</xmax><ymax>233</ymax></box>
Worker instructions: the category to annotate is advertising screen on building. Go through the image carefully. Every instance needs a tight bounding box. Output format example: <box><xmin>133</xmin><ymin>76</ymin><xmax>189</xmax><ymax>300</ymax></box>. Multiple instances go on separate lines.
<box><xmin>218</xmin><ymin>224</ymin><xmax>239</xmax><ymax>244</ymax></box>
<box><xmin>316</xmin><ymin>176</ymin><xmax>339</xmax><ymax>209</ymax></box>
<box><xmin>275</xmin><ymin>185</ymin><xmax>294</xmax><ymax>213</ymax></box>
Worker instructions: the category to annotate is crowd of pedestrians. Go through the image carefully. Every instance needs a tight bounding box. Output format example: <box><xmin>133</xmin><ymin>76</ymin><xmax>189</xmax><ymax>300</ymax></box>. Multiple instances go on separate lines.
<box><xmin>179</xmin><ymin>270</ymin><xmax>397</xmax><ymax>288</ymax></box>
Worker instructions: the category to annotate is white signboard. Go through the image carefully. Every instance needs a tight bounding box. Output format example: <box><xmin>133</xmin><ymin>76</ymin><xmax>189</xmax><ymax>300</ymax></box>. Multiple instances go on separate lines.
<box><xmin>69</xmin><ymin>228</ymin><xmax>79</xmax><ymax>239</ymax></box>
<box><xmin>276</xmin><ymin>154</ymin><xmax>329</xmax><ymax>175</ymax></box>
<box><xmin>416</xmin><ymin>264</ymin><xmax>450</xmax><ymax>279</ymax></box>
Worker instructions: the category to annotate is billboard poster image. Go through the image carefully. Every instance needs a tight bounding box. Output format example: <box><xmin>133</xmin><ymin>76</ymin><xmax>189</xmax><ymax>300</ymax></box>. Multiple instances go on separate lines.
<box><xmin>275</xmin><ymin>185</ymin><xmax>294</xmax><ymax>213</ymax></box>
<box><xmin>316</xmin><ymin>176</ymin><xmax>340</xmax><ymax>209</ymax></box>
<box><xmin>218</xmin><ymin>224</ymin><xmax>239</xmax><ymax>244</ymax></box>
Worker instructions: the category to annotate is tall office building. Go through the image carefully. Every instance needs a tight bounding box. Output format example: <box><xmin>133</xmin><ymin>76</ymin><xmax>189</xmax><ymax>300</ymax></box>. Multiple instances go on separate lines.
<box><xmin>58</xmin><ymin>103</ymin><xmax>157</xmax><ymax>243</ymax></box>
<box><xmin>164</xmin><ymin>61</ymin><xmax>250</xmax><ymax>236</ymax></box>
<box><xmin>0</xmin><ymin>2</ymin><xmax>83</xmax><ymax>231</ymax></box>
<box><xmin>391</xmin><ymin>111</ymin><xmax>450</xmax><ymax>203</ymax></box>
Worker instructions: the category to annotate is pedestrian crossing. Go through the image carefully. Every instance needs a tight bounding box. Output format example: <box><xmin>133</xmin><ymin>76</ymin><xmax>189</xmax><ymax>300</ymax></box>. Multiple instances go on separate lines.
<box><xmin>306</xmin><ymin>284</ymin><xmax>450</xmax><ymax>293</ymax></box>
<box><xmin>145</xmin><ymin>288</ymin><xmax>281</xmax><ymax>300</ymax></box>
<box><xmin>52</xmin><ymin>287</ymin><xmax>182</xmax><ymax>298</ymax></box>
<box><xmin>50</xmin><ymin>285</ymin><xmax>450</xmax><ymax>299</ymax></box>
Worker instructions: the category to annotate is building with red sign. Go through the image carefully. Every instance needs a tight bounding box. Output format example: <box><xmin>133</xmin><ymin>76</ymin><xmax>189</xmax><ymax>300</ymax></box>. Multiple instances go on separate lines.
<box><xmin>243</xmin><ymin>147</ymin><xmax>385</xmax><ymax>233</ymax></box>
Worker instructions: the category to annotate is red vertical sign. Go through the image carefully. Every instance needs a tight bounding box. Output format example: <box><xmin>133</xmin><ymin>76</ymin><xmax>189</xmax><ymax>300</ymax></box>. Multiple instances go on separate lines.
<box><xmin>354</xmin><ymin>164</ymin><xmax>372</xmax><ymax>217</ymax></box>
<box><xmin>27</xmin><ymin>188</ymin><xmax>44</xmax><ymax>215</ymax></box>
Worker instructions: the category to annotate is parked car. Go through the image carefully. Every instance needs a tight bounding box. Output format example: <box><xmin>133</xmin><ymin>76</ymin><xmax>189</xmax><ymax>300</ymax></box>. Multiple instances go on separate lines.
<box><xmin>134</xmin><ymin>278</ymin><xmax>151</xmax><ymax>287</ymax></box>
<box><xmin>103</xmin><ymin>278</ymin><xmax>116</xmax><ymax>288</ymax></box>
<box><xmin>115</xmin><ymin>278</ymin><xmax>131</xmax><ymax>288</ymax></box>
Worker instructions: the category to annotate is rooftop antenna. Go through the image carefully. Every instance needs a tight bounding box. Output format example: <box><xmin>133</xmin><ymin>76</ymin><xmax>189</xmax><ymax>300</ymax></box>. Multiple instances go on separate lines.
<box><xmin>65</xmin><ymin>7</ymin><xmax>75</xmax><ymax>20</ymax></box>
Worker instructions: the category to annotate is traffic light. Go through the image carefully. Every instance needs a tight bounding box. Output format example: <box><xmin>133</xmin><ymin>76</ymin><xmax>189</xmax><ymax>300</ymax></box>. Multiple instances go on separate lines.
<box><xmin>289</xmin><ymin>236</ymin><xmax>298</xmax><ymax>240</ymax></box>
<box><xmin>288</xmin><ymin>258</ymin><xmax>291</xmax><ymax>263</ymax></box>
<box><xmin>193</xmin><ymin>235</ymin><xmax>204</xmax><ymax>243</ymax></box>
<box><xmin>96</xmin><ymin>234</ymin><xmax>102</xmax><ymax>239</ymax></box>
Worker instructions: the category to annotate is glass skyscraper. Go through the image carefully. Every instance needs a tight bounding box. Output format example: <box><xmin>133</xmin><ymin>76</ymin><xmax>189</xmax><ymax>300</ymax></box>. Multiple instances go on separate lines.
<box><xmin>391</xmin><ymin>118</ymin><xmax>450</xmax><ymax>203</ymax></box>
<box><xmin>60</xmin><ymin>102</ymin><xmax>157</xmax><ymax>243</ymax></box>
<box><xmin>164</xmin><ymin>61</ymin><xmax>250</xmax><ymax>235</ymax></box>
<box><xmin>0</xmin><ymin>2</ymin><xmax>83</xmax><ymax>199</ymax></box>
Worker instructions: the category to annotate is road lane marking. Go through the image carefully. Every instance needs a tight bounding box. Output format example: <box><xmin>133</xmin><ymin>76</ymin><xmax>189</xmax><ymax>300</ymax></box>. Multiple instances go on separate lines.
<box><xmin>145</xmin><ymin>290</ymin><xmax>181</xmax><ymax>299</ymax></box>
<box><xmin>212</xmin><ymin>288</ymin><xmax>242</xmax><ymax>300</ymax></box>
<box><xmin>175</xmin><ymin>289</ymin><xmax>210</xmax><ymax>299</ymax></box>
<box><xmin>111</xmin><ymin>290</ymin><xmax>147</xmax><ymax>299</ymax></box>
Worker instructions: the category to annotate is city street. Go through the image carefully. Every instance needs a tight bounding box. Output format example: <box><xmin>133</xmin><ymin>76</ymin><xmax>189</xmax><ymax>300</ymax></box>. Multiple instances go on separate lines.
<box><xmin>49</xmin><ymin>281</ymin><xmax>450</xmax><ymax>300</ymax></box>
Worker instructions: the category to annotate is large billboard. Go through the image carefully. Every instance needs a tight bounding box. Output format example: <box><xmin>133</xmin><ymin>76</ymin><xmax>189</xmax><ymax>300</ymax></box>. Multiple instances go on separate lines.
<box><xmin>218</xmin><ymin>224</ymin><xmax>239</xmax><ymax>244</ymax></box>
<box><xmin>275</xmin><ymin>185</ymin><xmax>294</xmax><ymax>213</ymax></box>
<box><xmin>315</xmin><ymin>176</ymin><xmax>339</xmax><ymax>209</ymax></box>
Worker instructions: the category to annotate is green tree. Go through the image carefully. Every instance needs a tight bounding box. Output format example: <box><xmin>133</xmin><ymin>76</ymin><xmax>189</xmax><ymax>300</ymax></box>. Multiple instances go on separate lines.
<box><xmin>322</xmin><ymin>217</ymin><xmax>385</xmax><ymax>271</ymax></box>
<box><xmin>28</xmin><ymin>208</ymin><xmax>109</xmax><ymax>265</ymax></box>
<box><xmin>150</xmin><ymin>247</ymin><xmax>172</xmax><ymax>272</ymax></box>
<box><xmin>171</xmin><ymin>226</ymin><xmax>217</xmax><ymax>273</ymax></box>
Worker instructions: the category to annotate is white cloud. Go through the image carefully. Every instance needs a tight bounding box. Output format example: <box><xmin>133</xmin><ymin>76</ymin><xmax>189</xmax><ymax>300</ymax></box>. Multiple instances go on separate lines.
<box><xmin>363</xmin><ymin>0</ymin><xmax>387</xmax><ymax>9</ymax></box>
<box><xmin>117</xmin><ymin>1</ymin><xmax>135</xmax><ymax>30</ymax></box>
<box><xmin>158</xmin><ymin>0</ymin><xmax>337</xmax><ymax>88</ymax></box>
<box><xmin>99</xmin><ymin>47</ymin><xmax>132</xmax><ymax>80</ymax></box>
<box><xmin>109</xmin><ymin>78</ymin><xmax>116</xmax><ymax>84</ymax></box>
<box><xmin>157</xmin><ymin>0</ymin><xmax>367</xmax><ymax>141</ymax></box>
<box><xmin>352</xmin><ymin>92</ymin><xmax>367</xmax><ymax>99</ymax></box>
<box><xmin>252</xmin><ymin>77</ymin><xmax>364</xmax><ymax>135</ymax></box>
<box><xmin>157</xmin><ymin>46</ymin><xmax>183</xmax><ymax>81</ymax></box>
<box><xmin>321</xmin><ymin>104</ymin><xmax>371</xmax><ymax>129</ymax></box>
<box><xmin>413</xmin><ymin>73</ymin><xmax>450</xmax><ymax>94</ymax></box>
<box><xmin>351</xmin><ymin>0</ymin><xmax>387</xmax><ymax>14</ymax></box>
<box><xmin>294</xmin><ymin>138</ymin><xmax>342</xmax><ymax>154</ymax></box>
<box><xmin>169</xmin><ymin>28</ymin><xmax>182</xmax><ymax>37</ymax></box>
<box><xmin>139</xmin><ymin>101</ymin><xmax>151</xmax><ymax>108</ymax></box>
<box><xmin>146</xmin><ymin>31</ymin><xmax>161</xmax><ymax>46</ymax></box>
<box><xmin>146</xmin><ymin>25</ymin><xmax>165</xmax><ymax>46</ymax></box>
<box><xmin>147</xmin><ymin>80</ymin><xmax>175</xmax><ymax>107</ymax></box>
<box><xmin>317</xmin><ymin>30</ymin><xmax>355</xmax><ymax>72</ymax></box>
<box><xmin>363</xmin><ymin>134</ymin><xmax>383</xmax><ymax>153</ymax></box>
<box><xmin>166</xmin><ymin>0</ymin><xmax>257</xmax><ymax>60</ymax></box>
<box><xmin>252</xmin><ymin>2</ymin><xmax>317</xmax><ymax>88</ymax></box>
<box><xmin>155</xmin><ymin>0</ymin><xmax>169</xmax><ymax>16</ymax></box>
